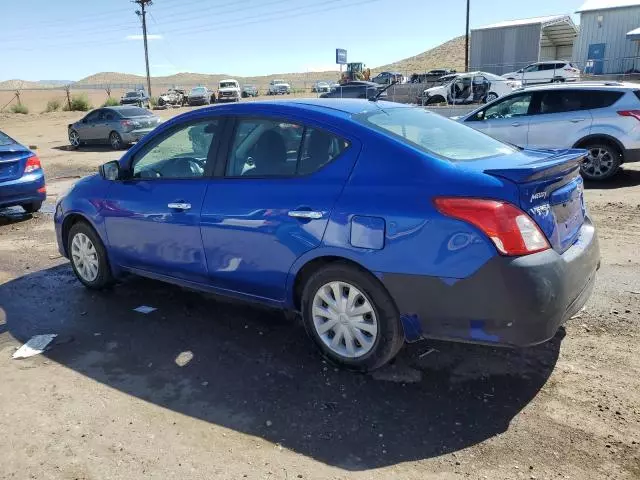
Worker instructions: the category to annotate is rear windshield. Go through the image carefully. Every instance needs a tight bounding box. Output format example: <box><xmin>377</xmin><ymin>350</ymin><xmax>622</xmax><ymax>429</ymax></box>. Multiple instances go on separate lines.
<box><xmin>118</xmin><ymin>107</ymin><xmax>150</xmax><ymax>117</ymax></box>
<box><xmin>0</xmin><ymin>131</ymin><xmax>16</xmax><ymax>146</ymax></box>
<box><xmin>356</xmin><ymin>107</ymin><xmax>516</xmax><ymax>162</ymax></box>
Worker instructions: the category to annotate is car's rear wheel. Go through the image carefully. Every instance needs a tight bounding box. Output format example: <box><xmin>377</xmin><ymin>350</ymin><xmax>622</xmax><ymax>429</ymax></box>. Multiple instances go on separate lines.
<box><xmin>109</xmin><ymin>131</ymin><xmax>123</xmax><ymax>150</ymax></box>
<box><xmin>301</xmin><ymin>263</ymin><xmax>404</xmax><ymax>371</ymax></box>
<box><xmin>21</xmin><ymin>202</ymin><xmax>42</xmax><ymax>214</ymax></box>
<box><xmin>485</xmin><ymin>92</ymin><xmax>499</xmax><ymax>103</ymax></box>
<box><xmin>67</xmin><ymin>222</ymin><xmax>114</xmax><ymax>289</ymax></box>
<box><xmin>581</xmin><ymin>143</ymin><xmax>621</xmax><ymax>181</ymax></box>
<box><xmin>69</xmin><ymin>129</ymin><xmax>81</xmax><ymax>149</ymax></box>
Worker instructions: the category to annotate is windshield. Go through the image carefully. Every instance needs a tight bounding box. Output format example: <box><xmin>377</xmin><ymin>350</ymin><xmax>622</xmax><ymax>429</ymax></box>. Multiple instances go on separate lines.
<box><xmin>0</xmin><ymin>131</ymin><xmax>16</xmax><ymax>146</ymax></box>
<box><xmin>356</xmin><ymin>107</ymin><xmax>515</xmax><ymax>162</ymax></box>
<box><xmin>125</xmin><ymin>92</ymin><xmax>139</xmax><ymax>98</ymax></box>
<box><xmin>220</xmin><ymin>82</ymin><xmax>236</xmax><ymax>89</ymax></box>
<box><xmin>273</xmin><ymin>80</ymin><xmax>285</xmax><ymax>84</ymax></box>
<box><xmin>191</xmin><ymin>87</ymin><xmax>206</xmax><ymax>94</ymax></box>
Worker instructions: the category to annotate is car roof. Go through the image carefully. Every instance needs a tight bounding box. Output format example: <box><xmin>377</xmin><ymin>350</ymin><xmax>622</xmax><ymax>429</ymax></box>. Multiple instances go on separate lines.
<box><xmin>518</xmin><ymin>81</ymin><xmax>638</xmax><ymax>92</ymax></box>
<box><xmin>201</xmin><ymin>98</ymin><xmax>411</xmax><ymax>117</ymax></box>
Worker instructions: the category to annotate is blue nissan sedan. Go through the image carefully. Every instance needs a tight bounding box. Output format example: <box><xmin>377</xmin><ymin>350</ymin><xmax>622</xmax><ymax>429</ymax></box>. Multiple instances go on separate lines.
<box><xmin>54</xmin><ymin>99</ymin><xmax>600</xmax><ymax>371</ymax></box>
<box><xmin>0</xmin><ymin>130</ymin><xmax>46</xmax><ymax>213</ymax></box>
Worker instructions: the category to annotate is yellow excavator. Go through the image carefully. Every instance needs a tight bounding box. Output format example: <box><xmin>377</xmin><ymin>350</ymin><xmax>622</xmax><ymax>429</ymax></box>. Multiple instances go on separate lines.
<box><xmin>340</xmin><ymin>62</ymin><xmax>371</xmax><ymax>84</ymax></box>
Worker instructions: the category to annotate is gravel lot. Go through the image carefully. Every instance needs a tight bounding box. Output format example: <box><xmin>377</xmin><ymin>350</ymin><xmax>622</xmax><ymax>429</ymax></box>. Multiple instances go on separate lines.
<box><xmin>0</xmin><ymin>110</ymin><xmax>638</xmax><ymax>480</ymax></box>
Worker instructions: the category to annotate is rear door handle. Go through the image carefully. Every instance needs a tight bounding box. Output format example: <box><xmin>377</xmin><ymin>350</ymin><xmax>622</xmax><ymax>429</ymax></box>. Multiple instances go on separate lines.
<box><xmin>168</xmin><ymin>202</ymin><xmax>191</xmax><ymax>210</ymax></box>
<box><xmin>288</xmin><ymin>210</ymin><xmax>323</xmax><ymax>220</ymax></box>
<box><xmin>511</xmin><ymin>122</ymin><xmax>521</xmax><ymax>127</ymax></box>
<box><xmin>570</xmin><ymin>118</ymin><xmax>586</xmax><ymax>123</ymax></box>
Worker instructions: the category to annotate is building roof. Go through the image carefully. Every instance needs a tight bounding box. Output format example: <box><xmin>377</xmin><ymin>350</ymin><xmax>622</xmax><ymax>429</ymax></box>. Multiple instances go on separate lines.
<box><xmin>577</xmin><ymin>0</ymin><xmax>640</xmax><ymax>12</ymax></box>
<box><xmin>473</xmin><ymin>15</ymin><xmax>572</xmax><ymax>31</ymax></box>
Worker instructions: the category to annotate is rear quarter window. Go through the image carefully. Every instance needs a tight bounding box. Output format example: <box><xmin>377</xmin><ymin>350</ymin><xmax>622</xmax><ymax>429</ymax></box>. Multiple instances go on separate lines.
<box><xmin>588</xmin><ymin>90</ymin><xmax>624</xmax><ymax>109</ymax></box>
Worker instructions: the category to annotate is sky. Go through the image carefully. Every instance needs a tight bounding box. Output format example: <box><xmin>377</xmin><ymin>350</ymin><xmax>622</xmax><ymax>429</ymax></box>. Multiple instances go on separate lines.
<box><xmin>1</xmin><ymin>0</ymin><xmax>585</xmax><ymax>81</ymax></box>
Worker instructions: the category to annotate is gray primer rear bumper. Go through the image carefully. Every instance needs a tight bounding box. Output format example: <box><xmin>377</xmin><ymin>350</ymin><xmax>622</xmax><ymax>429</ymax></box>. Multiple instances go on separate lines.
<box><xmin>383</xmin><ymin>218</ymin><xmax>600</xmax><ymax>347</ymax></box>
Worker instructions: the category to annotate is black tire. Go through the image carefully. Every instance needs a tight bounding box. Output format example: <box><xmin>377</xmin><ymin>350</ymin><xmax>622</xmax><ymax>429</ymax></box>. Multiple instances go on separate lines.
<box><xmin>580</xmin><ymin>142</ymin><xmax>622</xmax><ymax>181</ymax></box>
<box><xmin>21</xmin><ymin>201</ymin><xmax>42</xmax><ymax>213</ymax></box>
<box><xmin>301</xmin><ymin>262</ymin><xmax>404</xmax><ymax>372</ymax></box>
<box><xmin>485</xmin><ymin>92</ymin><xmax>499</xmax><ymax>103</ymax></box>
<box><xmin>67</xmin><ymin>222</ymin><xmax>114</xmax><ymax>289</ymax></box>
<box><xmin>68</xmin><ymin>129</ymin><xmax>81</xmax><ymax>150</ymax></box>
<box><xmin>109</xmin><ymin>131</ymin><xmax>124</xmax><ymax>150</ymax></box>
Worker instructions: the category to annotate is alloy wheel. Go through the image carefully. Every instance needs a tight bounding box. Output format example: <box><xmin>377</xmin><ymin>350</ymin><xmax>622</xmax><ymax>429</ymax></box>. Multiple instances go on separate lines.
<box><xmin>583</xmin><ymin>147</ymin><xmax>614</xmax><ymax>178</ymax></box>
<box><xmin>110</xmin><ymin>133</ymin><xmax>121</xmax><ymax>149</ymax></box>
<box><xmin>69</xmin><ymin>130</ymin><xmax>80</xmax><ymax>147</ymax></box>
<box><xmin>71</xmin><ymin>232</ymin><xmax>99</xmax><ymax>282</ymax></box>
<box><xmin>312</xmin><ymin>281</ymin><xmax>378</xmax><ymax>359</ymax></box>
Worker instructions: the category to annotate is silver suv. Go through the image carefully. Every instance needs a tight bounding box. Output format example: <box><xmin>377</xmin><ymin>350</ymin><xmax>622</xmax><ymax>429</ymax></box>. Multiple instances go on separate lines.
<box><xmin>459</xmin><ymin>82</ymin><xmax>640</xmax><ymax>180</ymax></box>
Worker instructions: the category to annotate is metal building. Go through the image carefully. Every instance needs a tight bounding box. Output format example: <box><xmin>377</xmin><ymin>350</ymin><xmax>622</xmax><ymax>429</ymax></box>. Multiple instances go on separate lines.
<box><xmin>470</xmin><ymin>15</ymin><xmax>578</xmax><ymax>75</ymax></box>
<box><xmin>573</xmin><ymin>0</ymin><xmax>640</xmax><ymax>74</ymax></box>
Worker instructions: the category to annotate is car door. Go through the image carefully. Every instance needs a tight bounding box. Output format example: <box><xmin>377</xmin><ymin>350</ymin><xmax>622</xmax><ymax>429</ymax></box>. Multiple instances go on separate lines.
<box><xmin>463</xmin><ymin>91</ymin><xmax>533</xmax><ymax>147</ymax></box>
<box><xmin>92</xmin><ymin>109</ymin><xmax>112</xmax><ymax>141</ymax></box>
<box><xmin>102</xmin><ymin>116</ymin><xmax>222</xmax><ymax>282</ymax></box>
<box><xmin>521</xmin><ymin>64</ymin><xmax>541</xmax><ymax>85</ymax></box>
<box><xmin>526</xmin><ymin>90</ymin><xmax>593</xmax><ymax>149</ymax></box>
<box><xmin>76</xmin><ymin>109</ymin><xmax>102</xmax><ymax>141</ymax></box>
<box><xmin>200</xmin><ymin>115</ymin><xmax>359</xmax><ymax>302</ymax></box>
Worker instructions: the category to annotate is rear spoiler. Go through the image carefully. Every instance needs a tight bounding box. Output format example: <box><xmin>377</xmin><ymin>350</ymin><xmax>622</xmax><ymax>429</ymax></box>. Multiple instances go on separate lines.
<box><xmin>485</xmin><ymin>150</ymin><xmax>584</xmax><ymax>183</ymax></box>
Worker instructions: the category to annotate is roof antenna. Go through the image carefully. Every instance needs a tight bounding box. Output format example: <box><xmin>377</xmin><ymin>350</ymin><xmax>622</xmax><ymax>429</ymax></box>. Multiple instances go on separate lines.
<box><xmin>370</xmin><ymin>80</ymin><xmax>398</xmax><ymax>102</ymax></box>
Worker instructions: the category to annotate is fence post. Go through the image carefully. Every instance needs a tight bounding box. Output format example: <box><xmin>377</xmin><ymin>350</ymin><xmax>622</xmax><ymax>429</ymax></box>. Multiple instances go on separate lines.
<box><xmin>106</xmin><ymin>86</ymin><xmax>112</xmax><ymax>98</ymax></box>
<box><xmin>15</xmin><ymin>90</ymin><xmax>21</xmax><ymax>105</ymax></box>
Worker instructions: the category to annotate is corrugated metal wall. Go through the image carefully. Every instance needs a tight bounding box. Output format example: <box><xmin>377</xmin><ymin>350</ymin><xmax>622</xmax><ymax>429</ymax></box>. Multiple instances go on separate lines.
<box><xmin>574</xmin><ymin>6</ymin><xmax>640</xmax><ymax>73</ymax></box>
<box><xmin>470</xmin><ymin>24</ymin><xmax>542</xmax><ymax>75</ymax></box>
<box><xmin>540</xmin><ymin>45</ymin><xmax>575</xmax><ymax>61</ymax></box>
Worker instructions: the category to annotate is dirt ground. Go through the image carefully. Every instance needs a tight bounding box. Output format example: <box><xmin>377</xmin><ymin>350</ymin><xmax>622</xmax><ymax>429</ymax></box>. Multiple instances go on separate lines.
<box><xmin>0</xmin><ymin>111</ymin><xmax>638</xmax><ymax>480</ymax></box>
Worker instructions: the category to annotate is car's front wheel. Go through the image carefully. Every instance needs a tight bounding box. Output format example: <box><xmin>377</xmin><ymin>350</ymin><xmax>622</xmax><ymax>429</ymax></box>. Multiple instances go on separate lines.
<box><xmin>581</xmin><ymin>143</ymin><xmax>622</xmax><ymax>181</ymax></box>
<box><xmin>69</xmin><ymin>129</ymin><xmax>81</xmax><ymax>149</ymax></box>
<box><xmin>301</xmin><ymin>263</ymin><xmax>404</xmax><ymax>371</ymax></box>
<box><xmin>67</xmin><ymin>222</ymin><xmax>114</xmax><ymax>289</ymax></box>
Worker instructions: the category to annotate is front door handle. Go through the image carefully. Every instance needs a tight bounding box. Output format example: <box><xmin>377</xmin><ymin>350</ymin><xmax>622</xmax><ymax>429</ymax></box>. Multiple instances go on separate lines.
<box><xmin>511</xmin><ymin>122</ymin><xmax>521</xmax><ymax>127</ymax></box>
<box><xmin>288</xmin><ymin>210</ymin><xmax>323</xmax><ymax>220</ymax></box>
<box><xmin>168</xmin><ymin>202</ymin><xmax>191</xmax><ymax>210</ymax></box>
<box><xmin>570</xmin><ymin>118</ymin><xmax>586</xmax><ymax>123</ymax></box>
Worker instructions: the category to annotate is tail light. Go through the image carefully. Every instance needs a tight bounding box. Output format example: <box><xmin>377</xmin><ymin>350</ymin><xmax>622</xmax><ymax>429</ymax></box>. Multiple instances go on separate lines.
<box><xmin>24</xmin><ymin>154</ymin><xmax>42</xmax><ymax>173</ymax></box>
<box><xmin>434</xmin><ymin>198</ymin><xmax>550</xmax><ymax>256</ymax></box>
<box><xmin>617</xmin><ymin>110</ymin><xmax>640</xmax><ymax>122</ymax></box>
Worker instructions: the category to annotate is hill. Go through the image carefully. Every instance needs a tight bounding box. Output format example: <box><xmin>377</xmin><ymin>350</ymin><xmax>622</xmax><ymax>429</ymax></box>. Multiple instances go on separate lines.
<box><xmin>1</xmin><ymin>35</ymin><xmax>465</xmax><ymax>91</ymax></box>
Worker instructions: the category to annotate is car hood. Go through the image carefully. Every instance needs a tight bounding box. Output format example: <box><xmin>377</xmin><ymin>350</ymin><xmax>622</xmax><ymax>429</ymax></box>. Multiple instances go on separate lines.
<box><xmin>425</xmin><ymin>86</ymin><xmax>445</xmax><ymax>95</ymax></box>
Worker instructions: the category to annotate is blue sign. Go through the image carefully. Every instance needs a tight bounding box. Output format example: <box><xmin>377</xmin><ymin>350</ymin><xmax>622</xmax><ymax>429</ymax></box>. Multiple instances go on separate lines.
<box><xmin>336</xmin><ymin>49</ymin><xmax>347</xmax><ymax>65</ymax></box>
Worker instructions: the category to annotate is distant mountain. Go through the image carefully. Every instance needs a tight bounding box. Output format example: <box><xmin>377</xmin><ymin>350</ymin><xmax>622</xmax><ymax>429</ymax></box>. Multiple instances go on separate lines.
<box><xmin>1</xmin><ymin>36</ymin><xmax>466</xmax><ymax>91</ymax></box>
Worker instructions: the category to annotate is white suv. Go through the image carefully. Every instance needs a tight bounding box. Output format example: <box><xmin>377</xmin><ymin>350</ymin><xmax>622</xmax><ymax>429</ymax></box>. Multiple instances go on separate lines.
<box><xmin>458</xmin><ymin>82</ymin><xmax>640</xmax><ymax>180</ymax></box>
<box><xmin>503</xmin><ymin>61</ymin><xmax>581</xmax><ymax>85</ymax></box>
<box><xmin>268</xmin><ymin>79</ymin><xmax>291</xmax><ymax>95</ymax></box>
<box><xmin>218</xmin><ymin>79</ymin><xmax>241</xmax><ymax>103</ymax></box>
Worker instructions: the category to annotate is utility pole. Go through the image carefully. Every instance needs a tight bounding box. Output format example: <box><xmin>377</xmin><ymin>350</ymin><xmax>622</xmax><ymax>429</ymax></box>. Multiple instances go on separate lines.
<box><xmin>465</xmin><ymin>0</ymin><xmax>470</xmax><ymax>72</ymax></box>
<box><xmin>134</xmin><ymin>0</ymin><xmax>153</xmax><ymax>97</ymax></box>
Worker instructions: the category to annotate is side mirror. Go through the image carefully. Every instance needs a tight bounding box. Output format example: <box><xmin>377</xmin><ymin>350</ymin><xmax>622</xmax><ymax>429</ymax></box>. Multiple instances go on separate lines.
<box><xmin>99</xmin><ymin>160</ymin><xmax>121</xmax><ymax>181</ymax></box>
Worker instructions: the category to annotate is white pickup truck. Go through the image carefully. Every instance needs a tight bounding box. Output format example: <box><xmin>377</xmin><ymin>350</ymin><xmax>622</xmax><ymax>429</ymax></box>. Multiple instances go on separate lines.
<box><xmin>218</xmin><ymin>79</ymin><xmax>241</xmax><ymax>103</ymax></box>
<box><xmin>268</xmin><ymin>79</ymin><xmax>291</xmax><ymax>95</ymax></box>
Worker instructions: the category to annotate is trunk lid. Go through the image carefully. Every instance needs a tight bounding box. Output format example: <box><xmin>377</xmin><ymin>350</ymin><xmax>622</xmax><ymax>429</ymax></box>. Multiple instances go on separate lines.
<box><xmin>0</xmin><ymin>144</ymin><xmax>32</xmax><ymax>182</ymax></box>
<box><xmin>459</xmin><ymin>148</ymin><xmax>587</xmax><ymax>253</ymax></box>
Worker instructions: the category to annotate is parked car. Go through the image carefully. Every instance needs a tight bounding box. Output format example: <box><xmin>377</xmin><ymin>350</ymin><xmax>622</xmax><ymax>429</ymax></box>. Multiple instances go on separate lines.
<box><xmin>54</xmin><ymin>99</ymin><xmax>599</xmax><ymax>371</ymax></box>
<box><xmin>157</xmin><ymin>89</ymin><xmax>185</xmax><ymax>108</ymax></box>
<box><xmin>268</xmin><ymin>79</ymin><xmax>291</xmax><ymax>95</ymax></box>
<box><xmin>312</xmin><ymin>81</ymin><xmax>331</xmax><ymax>93</ymax></box>
<box><xmin>120</xmin><ymin>90</ymin><xmax>150</xmax><ymax>108</ymax></box>
<box><xmin>458</xmin><ymin>82</ymin><xmax>640</xmax><ymax>181</ymax></box>
<box><xmin>371</xmin><ymin>71</ymin><xmax>403</xmax><ymax>85</ymax></box>
<box><xmin>410</xmin><ymin>69</ymin><xmax>456</xmax><ymax>84</ymax></box>
<box><xmin>420</xmin><ymin>71</ymin><xmax>519</xmax><ymax>105</ymax></box>
<box><xmin>218</xmin><ymin>79</ymin><xmax>241</xmax><ymax>103</ymax></box>
<box><xmin>68</xmin><ymin>106</ymin><xmax>160</xmax><ymax>150</ymax></box>
<box><xmin>242</xmin><ymin>84</ymin><xmax>258</xmax><ymax>98</ymax></box>
<box><xmin>320</xmin><ymin>81</ymin><xmax>385</xmax><ymax>100</ymax></box>
<box><xmin>502</xmin><ymin>61</ymin><xmax>581</xmax><ymax>85</ymax></box>
<box><xmin>0</xmin><ymin>130</ymin><xmax>45</xmax><ymax>213</ymax></box>
<box><xmin>187</xmin><ymin>86</ymin><xmax>211</xmax><ymax>106</ymax></box>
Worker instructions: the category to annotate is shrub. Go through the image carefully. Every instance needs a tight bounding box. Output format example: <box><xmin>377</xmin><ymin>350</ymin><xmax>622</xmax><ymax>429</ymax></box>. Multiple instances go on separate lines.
<box><xmin>44</xmin><ymin>99</ymin><xmax>61</xmax><ymax>112</ymax></box>
<box><xmin>149</xmin><ymin>96</ymin><xmax>158</xmax><ymax>107</ymax></box>
<box><xmin>10</xmin><ymin>103</ymin><xmax>28</xmax><ymax>114</ymax></box>
<box><xmin>102</xmin><ymin>97</ymin><xmax>119</xmax><ymax>107</ymax></box>
<box><xmin>63</xmin><ymin>94</ymin><xmax>91</xmax><ymax>111</ymax></box>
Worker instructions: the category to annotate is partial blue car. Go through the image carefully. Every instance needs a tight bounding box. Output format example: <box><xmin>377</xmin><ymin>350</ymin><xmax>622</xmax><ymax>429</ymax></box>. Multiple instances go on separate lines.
<box><xmin>0</xmin><ymin>130</ymin><xmax>46</xmax><ymax>213</ymax></box>
<box><xmin>54</xmin><ymin>99</ymin><xmax>600</xmax><ymax>371</ymax></box>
